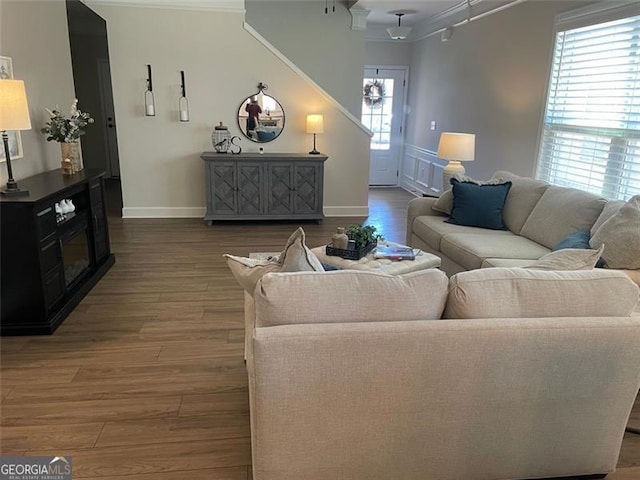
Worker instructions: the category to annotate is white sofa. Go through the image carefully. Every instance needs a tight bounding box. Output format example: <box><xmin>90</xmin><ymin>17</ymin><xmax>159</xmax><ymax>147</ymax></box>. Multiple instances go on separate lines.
<box><xmin>406</xmin><ymin>171</ymin><xmax>639</xmax><ymax>279</ymax></box>
<box><xmin>245</xmin><ymin>267</ymin><xmax>640</xmax><ymax>480</ymax></box>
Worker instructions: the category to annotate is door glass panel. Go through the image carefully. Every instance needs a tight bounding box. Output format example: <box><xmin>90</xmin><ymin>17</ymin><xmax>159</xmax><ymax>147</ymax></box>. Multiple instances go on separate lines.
<box><xmin>362</xmin><ymin>78</ymin><xmax>394</xmax><ymax>151</ymax></box>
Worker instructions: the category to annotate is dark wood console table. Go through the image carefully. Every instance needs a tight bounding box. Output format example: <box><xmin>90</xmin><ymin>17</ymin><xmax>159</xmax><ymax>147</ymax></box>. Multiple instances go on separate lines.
<box><xmin>0</xmin><ymin>169</ymin><xmax>115</xmax><ymax>335</ymax></box>
<box><xmin>201</xmin><ymin>152</ymin><xmax>327</xmax><ymax>224</ymax></box>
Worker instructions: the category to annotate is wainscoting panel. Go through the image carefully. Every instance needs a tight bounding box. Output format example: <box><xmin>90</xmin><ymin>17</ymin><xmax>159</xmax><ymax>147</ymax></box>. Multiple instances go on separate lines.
<box><xmin>400</xmin><ymin>145</ymin><xmax>445</xmax><ymax>197</ymax></box>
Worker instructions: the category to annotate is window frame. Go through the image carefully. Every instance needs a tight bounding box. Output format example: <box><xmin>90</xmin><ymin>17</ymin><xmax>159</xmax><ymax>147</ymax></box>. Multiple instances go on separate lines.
<box><xmin>534</xmin><ymin>0</ymin><xmax>640</xmax><ymax>200</ymax></box>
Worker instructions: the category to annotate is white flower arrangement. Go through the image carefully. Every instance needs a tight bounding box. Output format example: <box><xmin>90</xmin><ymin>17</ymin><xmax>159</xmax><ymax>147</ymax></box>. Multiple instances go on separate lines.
<box><xmin>41</xmin><ymin>99</ymin><xmax>94</xmax><ymax>143</ymax></box>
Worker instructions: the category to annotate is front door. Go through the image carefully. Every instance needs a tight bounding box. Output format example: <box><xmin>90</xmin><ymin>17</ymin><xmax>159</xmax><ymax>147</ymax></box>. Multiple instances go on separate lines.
<box><xmin>362</xmin><ymin>67</ymin><xmax>407</xmax><ymax>186</ymax></box>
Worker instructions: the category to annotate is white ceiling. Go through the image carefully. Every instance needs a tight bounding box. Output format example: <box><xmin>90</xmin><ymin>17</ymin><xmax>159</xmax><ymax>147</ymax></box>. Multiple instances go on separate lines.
<box><xmin>353</xmin><ymin>0</ymin><xmax>464</xmax><ymax>26</ymax></box>
<box><xmin>352</xmin><ymin>0</ymin><xmax>521</xmax><ymax>42</ymax></box>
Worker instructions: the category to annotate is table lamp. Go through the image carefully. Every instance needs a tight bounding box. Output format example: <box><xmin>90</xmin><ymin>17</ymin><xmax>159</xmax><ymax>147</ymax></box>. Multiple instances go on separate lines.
<box><xmin>306</xmin><ymin>114</ymin><xmax>324</xmax><ymax>155</ymax></box>
<box><xmin>0</xmin><ymin>79</ymin><xmax>31</xmax><ymax>196</ymax></box>
<box><xmin>437</xmin><ymin>132</ymin><xmax>475</xmax><ymax>189</ymax></box>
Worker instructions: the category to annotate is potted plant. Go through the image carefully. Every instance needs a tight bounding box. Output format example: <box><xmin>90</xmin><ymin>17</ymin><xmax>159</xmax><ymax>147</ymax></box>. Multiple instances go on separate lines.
<box><xmin>345</xmin><ymin>224</ymin><xmax>377</xmax><ymax>249</ymax></box>
<box><xmin>41</xmin><ymin>99</ymin><xmax>94</xmax><ymax>173</ymax></box>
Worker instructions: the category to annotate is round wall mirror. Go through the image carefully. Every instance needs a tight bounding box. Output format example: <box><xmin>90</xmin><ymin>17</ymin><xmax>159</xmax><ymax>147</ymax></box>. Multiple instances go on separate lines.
<box><xmin>237</xmin><ymin>83</ymin><xmax>285</xmax><ymax>143</ymax></box>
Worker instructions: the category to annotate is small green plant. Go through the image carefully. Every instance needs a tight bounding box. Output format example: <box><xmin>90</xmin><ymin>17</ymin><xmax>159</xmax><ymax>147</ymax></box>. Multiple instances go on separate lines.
<box><xmin>345</xmin><ymin>224</ymin><xmax>377</xmax><ymax>248</ymax></box>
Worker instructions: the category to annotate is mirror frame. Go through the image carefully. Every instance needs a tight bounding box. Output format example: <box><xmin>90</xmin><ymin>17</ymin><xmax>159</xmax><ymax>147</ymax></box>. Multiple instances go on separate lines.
<box><xmin>236</xmin><ymin>83</ymin><xmax>285</xmax><ymax>144</ymax></box>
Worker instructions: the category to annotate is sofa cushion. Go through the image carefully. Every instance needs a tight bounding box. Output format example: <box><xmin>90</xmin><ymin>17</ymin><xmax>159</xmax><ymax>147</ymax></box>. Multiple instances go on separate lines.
<box><xmin>225</xmin><ymin>227</ymin><xmax>324</xmax><ymax>295</ymax></box>
<box><xmin>446</xmin><ymin>179</ymin><xmax>512</xmax><ymax>230</ymax></box>
<box><xmin>491</xmin><ymin>171</ymin><xmax>549</xmax><ymax>234</ymax></box>
<box><xmin>444</xmin><ymin>268</ymin><xmax>639</xmax><ymax>319</ymax></box>
<box><xmin>590</xmin><ymin>200</ymin><xmax>625</xmax><ymax>236</ymax></box>
<box><xmin>413</xmin><ymin>216</ymin><xmax>511</xmax><ymax>252</ymax></box>
<box><xmin>519</xmin><ymin>186</ymin><xmax>606</xmax><ymax>249</ymax></box>
<box><xmin>590</xmin><ymin>195</ymin><xmax>640</xmax><ymax>269</ymax></box>
<box><xmin>481</xmin><ymin>258</ymin><xmax>537</xmax><ymax>268</ymax></box>
<box><xmin>524</xmin><ymin>245</ymin><xmax>605</xmax><ymax>271</ymax></box>
<box><xmin>254</xmin><ymin>268</ymin><xmax>449</xmax><ymax>327</ymax></box>
<box><xmin>441</xmin><ymin>233</ymin><xmax>551</xmax><ymax>270</ymax></box>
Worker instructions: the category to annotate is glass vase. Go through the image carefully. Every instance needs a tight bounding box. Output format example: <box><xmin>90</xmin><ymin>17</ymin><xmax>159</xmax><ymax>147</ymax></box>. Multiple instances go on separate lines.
<box><xmin>60</xmin><ymin>141</ymin><xmax>83</xmax><ymax>173</ymax></box>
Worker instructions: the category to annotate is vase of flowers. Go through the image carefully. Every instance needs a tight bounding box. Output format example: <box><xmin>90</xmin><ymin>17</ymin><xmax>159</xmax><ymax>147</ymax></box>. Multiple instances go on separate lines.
<box><xmin>41</xmin><ymin>99</ymin><xmax>94</xmax><ymax>173</ymax></box>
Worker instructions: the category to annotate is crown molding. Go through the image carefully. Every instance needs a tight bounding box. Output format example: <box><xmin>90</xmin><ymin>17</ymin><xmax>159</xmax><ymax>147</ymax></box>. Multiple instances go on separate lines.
<box><xmin>84</xmin><ymin>0</ymin><xmax>245</xmax><ymax>13</ymax></box>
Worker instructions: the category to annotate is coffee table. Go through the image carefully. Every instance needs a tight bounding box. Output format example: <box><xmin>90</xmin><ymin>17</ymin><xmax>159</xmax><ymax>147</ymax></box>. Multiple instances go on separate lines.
<box><xmin>311</xmin><ymin>243</ymin><xmax>441</xmax><ymax>276</ymax></box>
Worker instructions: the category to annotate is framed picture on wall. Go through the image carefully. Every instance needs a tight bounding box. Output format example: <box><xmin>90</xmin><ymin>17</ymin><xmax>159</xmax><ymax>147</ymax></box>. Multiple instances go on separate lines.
<box><xmin>0</xmin><ymin>55</ymin><xmax>24</xmax><ymax>161</ymax></box>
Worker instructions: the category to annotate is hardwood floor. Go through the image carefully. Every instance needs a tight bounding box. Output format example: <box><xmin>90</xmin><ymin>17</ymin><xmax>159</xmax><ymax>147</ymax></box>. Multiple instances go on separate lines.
<box><xmin>1</xmin><ymin>187</ymin><xmax>638</xmax><ymax>479</ymax></box>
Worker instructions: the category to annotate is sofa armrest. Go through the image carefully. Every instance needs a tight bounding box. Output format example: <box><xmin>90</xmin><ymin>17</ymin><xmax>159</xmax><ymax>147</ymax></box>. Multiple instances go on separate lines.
<box><xmin>406</xmin><ymin>196</ymin><xmax>446</xmax><ymax>244</ymax></box>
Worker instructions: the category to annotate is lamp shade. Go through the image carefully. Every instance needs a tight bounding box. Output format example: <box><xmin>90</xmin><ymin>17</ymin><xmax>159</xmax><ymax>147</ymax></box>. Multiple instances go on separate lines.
<box><xmin>437</xmin><ymin>132</ymin><xmax>475</xmax><ymax>162</ymax></box>
<box><xmin>387</xmin><ymin>26</ymin><xmax>412</xmax><ymax>40</ymax></box>
<box><xmin>0</xmin><ymin>80</ymin><xmax>31</xmax><ymax>131</ymax></box>
<box><xmin>306</xmin><ymin>114</ymin><xmax>324</xmax><ymax>134</ymax></box>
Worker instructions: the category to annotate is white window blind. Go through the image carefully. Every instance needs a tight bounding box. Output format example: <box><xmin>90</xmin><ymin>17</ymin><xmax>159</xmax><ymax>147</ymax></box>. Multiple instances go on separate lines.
<box><xmin>536</xmin><ymin>7</ymin><xmax>640</xmax><ymax>200</ymax></box>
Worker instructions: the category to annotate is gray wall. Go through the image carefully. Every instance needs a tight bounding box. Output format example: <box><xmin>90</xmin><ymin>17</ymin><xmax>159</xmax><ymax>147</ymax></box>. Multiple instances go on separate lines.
<box><xmin>404</xmin><ymin>0</ymin><xmax>591</xmax><ymax>179</ymax></box>
<box><xmin>365</xmin><ymin>41</ymin><xmax>412</xmax><ymax>67</ymax></box>
<box><xmin>0</xmin><ymin>0</ymin><xmax>76</xmax><ymax>183</ymax></box>
<box><xmin>245</xmin><ymin>0</ymin><xmax>366</xmax><ymax>117</ymax></box>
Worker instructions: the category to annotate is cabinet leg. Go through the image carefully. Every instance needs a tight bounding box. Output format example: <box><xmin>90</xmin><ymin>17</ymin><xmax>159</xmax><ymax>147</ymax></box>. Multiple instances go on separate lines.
<box><xmin>206</xmin><ymin>220</ymin><xmax>213</xmax><ymax>226</ymax></box>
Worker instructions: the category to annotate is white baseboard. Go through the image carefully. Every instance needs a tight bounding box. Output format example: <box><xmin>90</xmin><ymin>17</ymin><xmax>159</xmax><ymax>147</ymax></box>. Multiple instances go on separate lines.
<box><xmin>324</xmin><ymin>206</ymin><xmax>369</xmax><ymax>217</ymax></box>
<box><xmin>122</xmin><ymin>207</ymin><xmax>206</xmax><ymax>218</ymax></box>
<box><xmin>122</xmin><ymin>206</ymin><xmax>367</xmax><ymax>218</ymax></box>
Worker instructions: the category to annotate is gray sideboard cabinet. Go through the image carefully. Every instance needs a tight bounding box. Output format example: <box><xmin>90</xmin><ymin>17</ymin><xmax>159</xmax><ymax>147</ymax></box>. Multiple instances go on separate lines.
<box><xmin>201</xmin><ymin>152</ymin><xmax>327</xmax><ymax>224</ymax></box>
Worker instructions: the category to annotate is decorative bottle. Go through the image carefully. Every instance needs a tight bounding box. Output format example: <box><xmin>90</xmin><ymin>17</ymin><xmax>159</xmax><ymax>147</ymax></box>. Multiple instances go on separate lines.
<box><xmin>332</xmin><ymin>227</ymin><xmax>349</xmax><ymax>250</ymax></box>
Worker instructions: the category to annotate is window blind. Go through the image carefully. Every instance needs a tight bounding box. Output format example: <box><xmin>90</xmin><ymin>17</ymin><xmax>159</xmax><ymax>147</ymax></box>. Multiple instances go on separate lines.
<box><xmin>536</xmin><ymin>9</ymin><xmax>640</xmax><ymax>200</ymax></box>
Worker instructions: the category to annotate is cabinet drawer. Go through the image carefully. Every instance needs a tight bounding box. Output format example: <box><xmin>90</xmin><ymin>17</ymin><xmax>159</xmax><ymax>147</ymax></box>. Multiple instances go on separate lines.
<box><xmin>40</xmin><ymin>238</ymin><xmax>61</xmax><ymax>276</ymax></box>
<box><xmin>36</xmin><ymin>206</ymin><xmax>56</xmax><ymax>240</ymax></box>
<box><xmin>43</xmin><ymin>267</ymin><xmax>65</xmax><ymax>309</ymax></box>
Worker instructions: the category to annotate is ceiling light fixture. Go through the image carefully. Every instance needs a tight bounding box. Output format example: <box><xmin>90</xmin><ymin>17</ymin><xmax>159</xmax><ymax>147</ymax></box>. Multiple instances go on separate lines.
<box><xmin>387</xmin><ymin>12</ymin><xmax>411</xmax><ymax>40</ymax></box>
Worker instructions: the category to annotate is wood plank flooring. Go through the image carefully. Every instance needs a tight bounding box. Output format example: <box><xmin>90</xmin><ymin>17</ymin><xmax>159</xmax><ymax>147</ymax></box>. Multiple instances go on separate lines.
<box><xmin>1</xmin><ymin>187</ymin><xmax>639</xmax><ymax>479</ymax></box>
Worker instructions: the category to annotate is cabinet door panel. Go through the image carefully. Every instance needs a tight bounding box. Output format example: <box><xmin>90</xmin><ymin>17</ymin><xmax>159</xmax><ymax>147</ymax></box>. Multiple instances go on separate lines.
<box><xmin>267</xmin><ymin>164</ymin><xmax>293</xmax><ymax>215</ymax></box>
<box><xmin>36</xmin><ymin>206</ymin><xmax>56</xmax><ymax>241</ymax></box>
<box><xmin>211</xmin><ymin>163</ymin><xmax>238</xmax><ymax>215</ymax></box>
<box><xmin>43</xmin><ymin>267</ymin><xmax>65</xmax><ymax>309</ymax></box>
<box><xmin>294</xmin><ymin>164</ymin><xmax>320</xmax><ymax>214</ymax></box>
<box><xmin>237</xmin><ymin>164</ymin><xmax>263</xmax><ymax>215</ymax></box>
<box><xmin>40</xmin><ymin>238</ymin><xmax>62</xmax><ymax>276</ymax></box>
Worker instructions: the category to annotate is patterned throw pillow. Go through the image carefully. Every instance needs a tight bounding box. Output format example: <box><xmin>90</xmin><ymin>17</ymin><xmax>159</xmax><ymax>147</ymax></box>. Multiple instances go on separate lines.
<box><xmin>224</xmin><ymin>227</ymin><xmax>324</xmax><ymax>295</ymax></box>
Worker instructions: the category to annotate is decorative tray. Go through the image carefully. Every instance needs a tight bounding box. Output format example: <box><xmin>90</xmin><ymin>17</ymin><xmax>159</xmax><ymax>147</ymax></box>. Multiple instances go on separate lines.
<box><xmin>325</xmin><ymin>241</ymin><xmax>376</xmax><ymax>260</ymax></box>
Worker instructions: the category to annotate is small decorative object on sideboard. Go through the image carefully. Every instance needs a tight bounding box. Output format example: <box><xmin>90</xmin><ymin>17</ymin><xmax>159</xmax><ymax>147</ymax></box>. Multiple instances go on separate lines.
<box><xmin>212</xmin><ymin>122</ymin><xmax>231</xmax><ymax>153</ymax></box>
<box><xmin>41</xmin><ymin>99</ymin><xmax>94</xmax><ymax>173</ymax></box>
<box><xmin>326</xmin><ymin>224</ymin><xmax>377</xmax><ymax>260</ymax></box>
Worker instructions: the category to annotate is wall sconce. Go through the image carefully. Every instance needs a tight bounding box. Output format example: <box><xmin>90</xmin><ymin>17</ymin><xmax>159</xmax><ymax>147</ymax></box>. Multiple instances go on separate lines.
<box><xmin>179</xmin><ymin>70</ymin><xmax>189</xmax><ymax>122</ymax></box>
<box><xmin>306</xmin><ymin>114</ymin><xmax>324</xmax><ymax>155</ymax></box>
<box><xmin>0</xmin><ymin>79</ymin><xmax>32</xmax><ymax>196</ymax></box>
<box><xmin>145</xmin><ymin>64</ymin><xmax>155</xmax><ymax>116</ymax></box>
<box><xmin>437</xmin><ymin>132</ymin><xmax>475</xmax><ymax>188</ymax></box>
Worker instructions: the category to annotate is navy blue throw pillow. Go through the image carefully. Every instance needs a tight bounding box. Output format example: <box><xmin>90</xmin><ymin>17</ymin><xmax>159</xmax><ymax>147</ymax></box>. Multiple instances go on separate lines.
<box><xmin>553</xmin><ymin>229</ymin><xmax>605</xmax><ymax>268</ymax></box>
<box><xmin>445</xmin><ymin>179</ymin><xmax>512</xmax><ymax>230</ymax></box>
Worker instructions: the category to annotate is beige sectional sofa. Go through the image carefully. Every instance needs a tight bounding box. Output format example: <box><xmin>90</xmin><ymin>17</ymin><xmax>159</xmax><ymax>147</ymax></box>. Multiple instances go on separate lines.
<box><xmin>245</xmin><ymin>267</ymin><xmax>640</xmax><ymax>480</ymax></box>
<box><xmin>406</xmin><ymin>171</ymin><xmax>639</xmax><ymax>278</ymax></box>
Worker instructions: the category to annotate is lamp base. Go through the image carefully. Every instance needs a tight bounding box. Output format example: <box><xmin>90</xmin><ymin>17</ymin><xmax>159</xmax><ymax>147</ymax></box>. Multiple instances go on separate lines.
<box><xmin>1</xmin><ymin>186</ymin><xmax>29</xmax><ymax>197</ymax></box>
<box><xmin>309</xmin><ymin>149</ymin><xmax>321</xmax><ymax>155</ymax></box>
<box><xmin>442</xmin><ymin>160</ymin><xmax>466</xmax><ymax>190</ymax></box>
